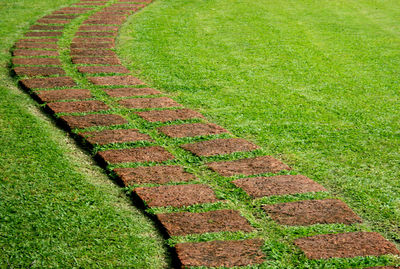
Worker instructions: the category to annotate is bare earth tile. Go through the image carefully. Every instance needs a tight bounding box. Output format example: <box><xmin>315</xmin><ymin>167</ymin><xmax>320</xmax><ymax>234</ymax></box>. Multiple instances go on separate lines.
<box><xmin>59</xmin><ymin>114</ymin><xmax>128</xmax><ymax>129</ymax></box>
<box><xmin>13</xmin><ymin>67</ymin><xmax>65</xmax><ymax>77</ymax></box>
<box><xmin>71</xmin><ymin>56</ymin><xmax>121</xmax><ymax>65</ymax></box>
<box><xmin>71</xmin><ymin>42</ymin><xmax>115</xmax><ymax>49</ymax></box>
<box><xmin>70</xmin><ymin>49</ymin><xmax>116</xmax><ymax>56</ymax></box>
<box><xmin>79</xmin><ymin>129</ymin><xmax>152</xmax><ymax>145</ymax></box>
<box><xmin>136</xmin><ymin>108</ymin><xmax>204</xmax><ymax>122</ymax></box>
<box><xmin>119</xmin><ymin>97</ymin><xmax>181</xmax><ymax>109</ymax></box>
<box><xmin>13</xmin><ymin>49</ymin><xmax>59</xmax><ymax>57</ymax></box>
<box><xmin>96</xmin><ymin>146</ymin><xmax>174</xmax><ymax>164</ymax></box>
<box><xmin>72</xmin><ymin>37</ymin><xmax>115</xmax><ymax>43</ymax></box>
<box><xmin>156</xmin><ymin>210</ymin><xmax>254</xmax><ymax>236</ymax></box>
<box><xmin>25</xmin><ymin>32</ymin><xmax>62</xmax><ymax>37</ymax></box>
<box><xmin>46</xmin><ymin>100</ymin><xmax>109</xmax><ymax>114</ymax></box>
<box><xmin>232</xmin><ymin>175</ymin><xmax>327</xmax><ymax>198</ymax></box>
<box><xmin>104</xmin><ymin>87</ymin><xmax>161</xmax><ymax>97</ymax></box>
<box><xmin>15</xmin><ymin>42</ymin><xmax>58</xmax><ymax>49</ymax></box>
<box><xmin>12</xmin><ymin>58</ymin><xmax>61</xmax><ymax>66</ymax></box>
<box><xmin>207</xmin><ymin>156</ymin><xmax>291</xmax><ymax>177</ymax></box>
<box><xmin>88</xmin><ymin>75</ymin><xmax>144</xmax><ymax>86</ymax></box>
<box><xmin>77</xmin><ymin>66</ymin><xmax>129</xmax><ymax>74</ymax></box>
<box><xmin>34</xmin><ymin>89</ymin><xmax>92</xmax><ymax>102</ymax></box>
<box><xmin>175</xmin><ymin>239</ymin><xmax>265</xmax><ymax>268</ymax></box>
<box><xmin>20</xmin><ymin>77</ymin><xmax>76</xmax><ymax>89</ymax></box>
<box><xmin>158</xmin><ymin>123</ymin><xmax>228</xmax><ymax>138</ymax></box>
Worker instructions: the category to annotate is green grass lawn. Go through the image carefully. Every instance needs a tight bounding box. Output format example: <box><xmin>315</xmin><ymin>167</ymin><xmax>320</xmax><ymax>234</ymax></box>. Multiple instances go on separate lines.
<box><xmin>117</xmin><ymin>0</ymin><xmax>400</xmax><ymax>257</ymax></box>
<box><xmin>0</xmin><ymin>1</ymin><xmax>167</xmax><ymax>267</ymax></box>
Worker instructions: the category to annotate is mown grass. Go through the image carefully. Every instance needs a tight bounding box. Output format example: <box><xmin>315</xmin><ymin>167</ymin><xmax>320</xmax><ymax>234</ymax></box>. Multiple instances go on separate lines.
<box><xmin>0</xmin><ymin>1</ymin><xmax>167</xmax><ymax>267</ymax></box>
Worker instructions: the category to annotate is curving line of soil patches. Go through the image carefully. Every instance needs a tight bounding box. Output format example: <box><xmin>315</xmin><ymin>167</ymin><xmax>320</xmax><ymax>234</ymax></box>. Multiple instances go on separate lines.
<box><xmin>10</xmin><ymin>0</ymin><xmax>399</xmax><ymax>268</ymax></box>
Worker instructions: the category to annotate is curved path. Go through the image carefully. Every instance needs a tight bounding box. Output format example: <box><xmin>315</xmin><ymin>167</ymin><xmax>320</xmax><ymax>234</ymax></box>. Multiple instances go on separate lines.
<box><xmin>10</xmin><ymin>0</ymin><xmax>400</xmax><ymax>268</ymax></box>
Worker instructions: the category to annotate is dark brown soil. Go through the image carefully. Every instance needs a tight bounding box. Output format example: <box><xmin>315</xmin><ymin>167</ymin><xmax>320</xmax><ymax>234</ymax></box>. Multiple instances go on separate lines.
<box><xmin>119</xmin><ymin>97</ymin><xmax>181</xmax><ymax>109</ymax></box>
<box><xmin>71</xmin><ymin>42</ymin><xmax>115</xmax><ymax>49</ymax></box>
<box><xmin>263</xmin><ymin>199</ymin><xmax>362</xmax><ymax>226</ymax></box>
<box><xmin>181</xmin><ymin>138</ymin><xmax>259</xmax><ymax>157</ymax></box>
<box><xmin>156</xmin><ymin>209</ymin><xmax>254</xmax><ymax>236</ymax></box>
<box><xmin>42</xmin><ymin>15</ymin><xmax>78</xmax><ymax>19</ymax></box>
<box><xmin>53</xmin><ymin>10</ymin><xmax>89</xmax><ymax>14</ymax></box>
<box><xmin>207</xmin><ymin>156</ymin><xmax>291</xmax><ymax>177</ymax></box>
<box><xmin>70</xmin><ymin>49</ymin><xmax>116</xmax><ymax>56</ymax></box>
<box><xmin>73</xmin><ymin>2</ymin><xmax>106</xmax><ymax>5</ymax></box>
<box><xmin>89</xmin><ymin>14</ymin><xmax>127</xmax><ymax>20</ymax></box>
<box><xmin>112</xmin><ymin>3</ymin><xmax>146</xmax><ymax>7</ymax></box>
<box><xmin>72</xmin><ymin>37</ymin><xmax>115</xmax><ymax>43</ymax></box>
<box><xmin>78</xmin><ymin>25</ymin><xmax>119</xmax><ymax>31</ymax></box>
<box><xmin>175</xmin><ymin>239</ymin><xmax>265</xmax><ymax>268</ymax></box>
<box><xmin>158</xmin><ymin>123</ymin><xmax>228</xmax><ymax>138</ymax></box>
<box><xmin>75</xmin><ymin>31</ymin><xmax>117</xmax><ymax>37</ymax></box>
<box><xmin>83</xmin><ymin>19</ymin><xmax>125</xmax><ymax>25</ymax></box>
<box><xmin>96</xmin><ymin>146</ymin><xmax>174</xmax><ymax>164</ymax></box>
<box><xmin>103</xmin><ymin>7</ymin><xmax>139</xmax><ymax>12</ymax></box>
<box><xmin>77</xmin><ymin>66</ymin><xmax>129</xmax><ymax>74</ymax></box>
<box><xmin>34</xmin><ymin>89</ymin><xmax>92</xmax><ymax>102</ymax></box>
<box><xmin>79</xmin><ymin>129</ymin><xmax>152</xmax><ymax>145</ymax></box>
<box><xmin>47</xmin><ymin>100</ymin><xmax>109</xmax><ymax>114</ymax></box>
<box><xmin>12</xmin><ymin>58</ymin><xmax>62</xmax><ymax>66</ymax></box>
<box><xmin>232</xmin><ymin>175</ymin><xmax>327</xmax><ymax>198</ymax></box>
<box><xmin>94</xmin><ymin>11</ymin><xmax>131</xmax><ymax>16</ymax></box>
<box><xmin>134</xmin><ymin>184</ymin><xmax>218</xmax><ymax>207</ymax></box>
<box><xmin>294</xmin><ymin>232</ymin><xmax>400</xmax><ymax>259</ymax></box>
<box><xmin>136</xmin><ymin>109</ymin><xmax>204</xmax><ymax>122</ymax></box>
<box><xmin>25</xmin><ymin>32</ymin><xmax>62</xmax><ymax>37</ymax></box>
<box><xmin>20</xmin><ymin>77</ymin><xmax>76</xmax><ymax>89</ymax></box>
<box><xmin>29</xmin><ymin>25</ymin><xmax>64</xmax><ymax>30</ymax></box>
<box><xmin>71</xmin><ymin>56</ymin><xmax>121</xmax><ymax>65</ymax></box>
<box><xmin>13</xmin><ymin>49</ymin><xmax>59</xmax><ymax>57</ymax></box>
<box><xmin>88</xmin><ymin>75</ymin><xmax>144</xmax><ymax>86</ymax></box>
<box><xmin>36</xmin><ymin>19</ymin><xmax>70</xmax><ymax>24</ymax></box>
<box><xmin>59</xmin><ymin>7</ymin><xmax>93</xmax><ymax>11</ymax></box>
<box><xmin>59</xmin><ymin>114</ymin><xmax>128</xmax><ymax>129</ymax></box>
<box><xmin>113</xmin><ymin>165</ymin><xmax>195</xmax><ymax>185</ymax></box>
<box><xmin>14</xmin><ymin>67</ymin><xmax>65</xmax><ymax>77</ymax></box>
<box><xmin>104</xmin><ymin>87</ymin><xmax>160</xmax><ymax>97</ymax></box>
<box><xmin>15</xmin><ymin>42</ymin><xmax>58</xmax><ymax>49</ymax></box>
<box><xmin>18</xmin><ymin>38</ymin><xmax>58</xmax><ymax>43</ymax></box>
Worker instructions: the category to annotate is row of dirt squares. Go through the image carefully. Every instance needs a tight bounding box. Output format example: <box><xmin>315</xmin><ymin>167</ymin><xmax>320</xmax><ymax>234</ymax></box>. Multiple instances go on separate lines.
<box><xmin>11</xmin><ymin>1</ymin><xmax>400</xmax><ymax>268</ymax></box>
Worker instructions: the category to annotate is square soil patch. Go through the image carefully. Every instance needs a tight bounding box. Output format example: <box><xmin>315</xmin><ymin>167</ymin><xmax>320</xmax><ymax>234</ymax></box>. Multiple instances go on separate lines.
<box><xmin>181</xmin><ymin>138</ymin><xmax>259</xmax><ymax>157</ymax></box>
<box><xmin>42</xmin><ymin>15</ymin><xmax>77</xmax><ymax>19</ymax></box>
<box><xmin>104</xmin><ymin>87</ymin><xmax>161</xmax><ymax>97</ymax></box>
<box><xmin>15</xmin><ymin>42</ymin><xmax>58</xmax><ymax>49</ymax></box>
<box><xmin>77</xmin><ymin>66</ymin><xmax>129</xmax><ymax>74</ymax></box>
<box><xmin>207</xmin><ymin>156</ymin><xmax>291</xmax><ymax>177</ymax></box>
<box><xmin>13</xmin><ymin>49</ymin><xmax>59</xmax><ymax>57</ymax></box>
<box><xmin>263</xmin><ymin>199</ymin><xmax>362</xmax><ymax>226</ymax></box>
<box><xmin>96</xmin><ymin>146</ymin><xmax>174</xmax><ymax>164</ymax></box>
<box><xmin>232</xmin><ymin>175</ymin><xmax>327</xmax><ymax>198</ymax></box>
<box><xmin>46</xmin><ymin>100</ymin><xmax>109</xmax><ymax>114</ymax></box>
<box><xmin>12</xmin><ymin>58</ymin><xmax>61</xmax><ymax>66</ymax></box>
<box><xmin>136</xmin><ymin>109</ymin><xmax>204</xmax><ymax>122</ymax></box>
<box><xmin>156</xmin><ymin>209</ymin><xmax>254</xmax><ymax>236</ymax></box>
<box><xmin>34</xmin><ymin>89</ymin><xmax>92</xmax><ymax>102</ymax></box>
<box><xmin>20</xmin><ymin>77</ymin><xmax>76</xmax><ymax>89</ymax></box>
<box><xmin>36</xmin><ymin>19</ymin><xmax>70</xmax><ymax>24</ymax></box>
<box><xmin>70</xmin><ymin>49</ymin><xmax>116</xmax><ymax>56</ymax></box>
<box><xmin>71</xmin><ymin>42</ymin><xmax>115</xmax><ymax>49</ymax></box>
<box><xmin>71</xmin><ymin>56</ymin><xmax>121</xmax><ymax>65</ymax></box>
<box><xmin>79</xmin><ymin>128</ymin><xmax>152</xmax><ymax>145</ymax></box>
<box><xmin>113</xmin><ymin>165</ymin><xmax>195</xmax><ymax>185</ymax></box>
<box><xmin>295</xmin><ymin>232</ymin><xmax>400</xmax><ymax>259</ymax></box>
<box><xmin>83</xmin><ymin>19</ymin><xmax>125</xmax><ymax>25</ymax></box>
<box><xmin>17</xmin><ymin>38</ymin><xmax>58</xmax><ymax>43</ymax></box>
<box><xmin>134</xmin><ymin>184</ymin><xmax>218</xmax><ymax>207</ymax></box>
<box><xmin>14</xmin><ymin>67</ymin><xmax>65</xmax><ymax>77</ymax></box>
<box><xmin>72</xmin><ymin>37</ymin><xmax>115</xmax><ymax>43</ymax></box>
<box><xmin>25</xmin><ymin>32</ymin><xmax>62</xmax><ymax>37</ymax></box>
<box><xmin>78</xmin><ymin>25</ymin><xmax>119</xmax><ymax>31</ymax></box>
<box><xmin>88</xmin><ymin>75</ymin><xmax>144</xmax><ymax>86</ymax></box>
<box><xmin>29</xmin><ymin>25</ymin><xmax>64</xmax><ymax>30</ymax></box>
<box><xmin>75</xmin><ymin>31</ymin><xmax>117</xmax><ymax>37</ymax></box>
<box><xmin>119</xmin><ymin>97</ymin><xmax>181</xmax><ymax>109</ymax></box>
<box><xmin>158</xmin><ymin>123</ymin><xmax>228</xmax><ymax>138</ymax></box>
<box><xmin>59</xmin><ymin>114</ymin><xmax>128</xmax><ymax>129</ymax></box>
<box><xmin>175</xmin><ymin>239</ymin><xmax>265</xmax><ymax>268</ymax></box>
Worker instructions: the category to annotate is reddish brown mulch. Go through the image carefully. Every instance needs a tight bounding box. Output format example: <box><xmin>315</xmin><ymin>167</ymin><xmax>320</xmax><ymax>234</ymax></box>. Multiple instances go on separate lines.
<box><xmin>77</xmin><ymin>66</ymin><xmax>129</xmax><ymax>74</ymax></box>
<box><xmin>232</xmin><ymin>175</ymin><xmax>327</xmax><ymax>198</ymax></box>
<box><xmin>71</xmin><ymin>42</ymin><xmax>114</xmax><ymax>49</ymax></box>
<box><xmin>72</xmin><ymin>37</ymin><xmax>115</xmax><ymax>43</ymax></box>
<box><xmin>34</xmin><ymin>89</ymin><xmax>92</xmax><ymax>102</ymax></box>
<box><xmin>78</xmin><ymin>25</ymin><xmax>119</xmax><ymax>31</ymax></box>
<box><xmin>71</xmin><ymin>56</ymin><xmax>121</xmax><ymax>65</ymax></box>
<box><xmin>83</xmin><ymin>19</ymin><xmax>125</xmax><ymax>25</ymax></box>
<box><xmin>20</xmin><ymin>77</ymin><xmax>76</xmax><ymax>89</ymax></box>
<box><xmin>12</xmin><ymin>58</ymin><xmax>62</xmax><ymax>66</ymax></box>
<box><xmin>13</xmin><ymin>49</ymin><xmax>59</xmax><ymax>57</ymax></box>
<box><xmin>70</xmin><ymin>49</ymin><xmax>116</xmax><ymax>56</ymax></box>
<box><xmin>36</xmin><ymin>19</ymin><xmax>71</xmax><ymax>24</ymax></box>
<box><xmin>294</xmin><ymin>232</ymin><xmax>400</xmax><ymax>259</ymax></box>
<box><xmin>29</xmin><ymin>25</ymin><xmax>64</xmax><ymax>30</ymax></box>
<box><xmin>79</xmin><ymin>129</ymin><xmax>152</xmax><ymax>145</ymax></box>
<box><xmin>73</xmin><ymin>2</ymin><xmax>106</xmax><ymax>5</ymax></box>
<box><xmin>104</xmin><ymin>87</ymin><xmax>160</xmax><ymax>97</ymax></box>
<box><xmin>17</xmin><ymin>38</ymin><xmax>58</xmax><ymax>43</ymax></box>
<box><xmin>14</xmin><ymin>67</ymin><xmax>65</xmax><ymax>77</ymax></box>
<box><xmin>156</xmin><ymin>209</ymin><xmax>254</xmax><ymax>236</ymax></box>
<box><xmin>207</xmin><ymin>156</ymin><xmax>290</xmax><ymax>177</ymax></box>
<box><xmin>157</xmin><ymin>123</ymin><xmax>228</xmax><ymax>138</ymax></box>
<box><xmin>46</xmin><ymin>100</ymin><xmax>109</xmax><ymax>114</ymax></box>
<box><xmin>75</xmin><ymin>31</ymin><xmax>117</xmax><ymax>37</ymax></box>
<box><xmin>103</xmin><ymin>7</ymin><xmax>139</xmax><ymax>12</ymax></box>
<box><xmin>89</xmin><ymin>14</ymin><xmax>127</xmax><ymax>20</ymax></box>
<box><xmin>59</xmin><ymin>114</ymin><xmax>128</xmax><ymax>129</ymax></box>
<box><xmin>113</xmin><ymin>165</ymin><xmax>195</xmax><ymax>185</ymax></box>
<box><xmin>96</xmin><ymin>146</ymin><xmax>174</xmax><ymax>164</ymax></box>
<box><xmin>263</xmin><ymin>199</ymin><xmax>362</xmax><ymax>226</ymax></box>
<box><xmin>42</xmin><ymin>15</ymin><xmax>78</xmax><ymax>19</ymax></box>
<box><xmin>59</xmin><ymin>7</ymin><xmax>93</xmax><ymax>11</ymax></box>
<box><xmin>181</xmin><ymin>138</ymin><xmax>259</xmax><ymax>157</ymax></box>
<box><xmin>15</xmin><ymin>42</ymin><xmax>58</xmax><ymax>49</ymax></box>
<box><xmin>87</xmin><ymin>75</ymin><xmax>144</xmax><ymax>86</ymax></box>
<box><xmin>136</xmin><ymin>108</ymin><xmax>204</xmax><ymax>122</ymax></box>
<box><xmin>118</xmin><ymin>97</ymin><xmax>181</xmax><ymax>109</ymax></box>
<box><xmin>134</xmin><ymin>184</ymin><xmax>218</xmax><ymax>207</ymax></box>
<box><xmin>25</xmin><ymin>32</ymin><xmax>62</xmax><ymax>37</ymax></box>
<box><xmin>53</xmin><ymin>10</ymin><xmax>89</xmax><ymax>14</ymax></box>
<box><xmin>175</xmin><ymin>239</ymin><xmax>265</xmax><ymax>268</ymax></box>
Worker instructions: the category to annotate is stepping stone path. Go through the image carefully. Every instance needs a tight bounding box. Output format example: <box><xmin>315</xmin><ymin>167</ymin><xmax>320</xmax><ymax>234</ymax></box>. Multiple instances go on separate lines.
<box><xmin>9</xmin><ymin>0</ymin><xmax>399</xmax><ymax>268</ymax></box>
